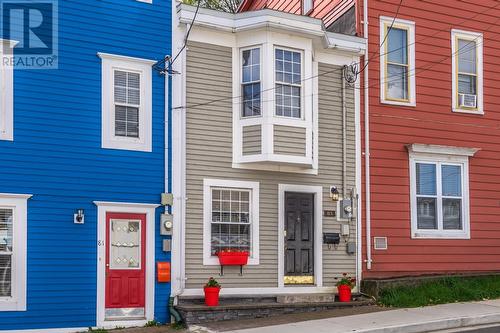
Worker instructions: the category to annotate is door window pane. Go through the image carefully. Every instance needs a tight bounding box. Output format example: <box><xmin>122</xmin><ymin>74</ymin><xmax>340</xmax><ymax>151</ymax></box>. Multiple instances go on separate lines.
<box><xmin>442</xmin><ymin>165</ymin><xmax>461</xmax><ymax>196</ymax></box>
<box><xmin>416</xmin><ymin>163</ymin><xmax>436</xmax><ymax>195</ymax></box>
<box><xmin>443</xmin><ymin>198</ymin><xmax>462</xmax><ymax>230</ymax></box>
<box><xmin>109</xmin><ymin>220</ymin><xmax>141</xmax><ymax>269</ymax></box>
<box><xmin>417</xmin><ymin>197</ymin><xmax>437</xmax><ymax>229</ymax></box>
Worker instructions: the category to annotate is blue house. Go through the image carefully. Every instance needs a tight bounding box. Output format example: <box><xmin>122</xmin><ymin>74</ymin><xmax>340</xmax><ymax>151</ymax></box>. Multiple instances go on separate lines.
<box><xmin>0</xmin><ymin>0</ymin><xmax>172</xmax><ymax>331</ymax></box>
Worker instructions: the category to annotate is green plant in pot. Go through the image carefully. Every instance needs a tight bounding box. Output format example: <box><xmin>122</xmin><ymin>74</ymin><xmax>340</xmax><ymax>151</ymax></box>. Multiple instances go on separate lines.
<box><xmin>204</xmin><ymin>277</ymin><xmax>221</xmax><ymax>306</ymax></box>
<box><xmin>335</xmin><ymin>273</ymin><xmax>355</xmax><ymax>302</ymax></box>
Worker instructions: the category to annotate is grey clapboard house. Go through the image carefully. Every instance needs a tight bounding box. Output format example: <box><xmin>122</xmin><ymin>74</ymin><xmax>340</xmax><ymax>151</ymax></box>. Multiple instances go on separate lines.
<box><xmin>171</xmin><ymin>4</ymin><xmax>366</xmax><ymax>298</ymax></box>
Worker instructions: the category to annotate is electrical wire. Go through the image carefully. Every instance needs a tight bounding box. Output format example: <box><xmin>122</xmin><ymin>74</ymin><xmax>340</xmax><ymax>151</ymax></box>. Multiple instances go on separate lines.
<box><xmin>171</xmin><ymin>0</ymin><xmax>202</xmax><ymax>67</ymax></box>
<box><xmin>173</xmin><ymin>0</ymin><xmax>500</xmax><ymax>110</ymax></box>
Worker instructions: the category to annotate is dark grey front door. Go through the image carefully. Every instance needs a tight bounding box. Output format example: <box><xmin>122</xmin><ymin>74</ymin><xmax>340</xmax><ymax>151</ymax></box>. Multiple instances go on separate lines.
<box><xmin>284</xmin><ymin>192</ymin><xmax>314</xmax><ymax>284</ymax></box>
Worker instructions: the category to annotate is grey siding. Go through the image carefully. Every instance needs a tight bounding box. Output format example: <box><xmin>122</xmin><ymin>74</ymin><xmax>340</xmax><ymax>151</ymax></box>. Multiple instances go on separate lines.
<box><xmin>274</xmin><ymin>125</ymin><xmax>307</xmax><ymax>156</ymax></box>
<box><xmin>243</xmin><ymin>125</ymin><xmax>262</xmax><ymax>155</ymax></box>
<box><xmin>185</xmin><ymin>41</ymin><xmax>356</xmax><ymax>289</ymax></box>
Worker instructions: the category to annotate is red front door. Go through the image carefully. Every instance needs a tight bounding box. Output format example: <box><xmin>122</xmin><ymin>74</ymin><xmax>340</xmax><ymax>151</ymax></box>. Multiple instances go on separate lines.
<box><xmin>105</xmin><ymin>213</ymin><xmax>146</xmax><ymax>319</ymax></box>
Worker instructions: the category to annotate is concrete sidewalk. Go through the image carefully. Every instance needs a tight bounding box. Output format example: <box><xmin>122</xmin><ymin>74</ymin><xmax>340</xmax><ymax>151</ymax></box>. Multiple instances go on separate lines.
<box><xmin>218</xmin><ymin>299</ymin><xmax>500</xmax><ymax>333</ymax></box>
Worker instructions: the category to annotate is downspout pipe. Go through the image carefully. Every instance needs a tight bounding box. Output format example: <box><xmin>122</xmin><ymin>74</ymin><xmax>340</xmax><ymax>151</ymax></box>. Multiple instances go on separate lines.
<box><xmin>363</xmin><ymin>0</ymin><xmax>372</xmax><ymax>270</ymax></box>
<box><xmin>342</xmin><ymin>66</ymin><xmax>347</xmax><ymax>199</ymax></box>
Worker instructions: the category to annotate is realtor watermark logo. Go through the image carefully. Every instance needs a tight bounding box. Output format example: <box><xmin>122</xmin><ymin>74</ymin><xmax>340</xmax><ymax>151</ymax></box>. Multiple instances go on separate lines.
<box><xmin>1</xmin><ymin>0</ymin><xmax>58</xmax><ymax>69</ymax></box>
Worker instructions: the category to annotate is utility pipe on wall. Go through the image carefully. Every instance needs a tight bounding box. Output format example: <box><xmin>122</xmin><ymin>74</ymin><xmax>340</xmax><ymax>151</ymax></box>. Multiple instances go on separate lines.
<box><xmin>342</xmin><ymin>66</ymin><xmax>347</xmax><ymax>199</ymax></box>
<box><xmin>363</xmin><ymin>0</ymin><xmax>372</xmax><ymax>270</ymax></box>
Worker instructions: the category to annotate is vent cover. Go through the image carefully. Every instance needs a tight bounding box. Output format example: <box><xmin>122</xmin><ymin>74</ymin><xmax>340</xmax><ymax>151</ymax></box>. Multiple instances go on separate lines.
<box><xmin>374</xmin><ymin>237</ymin><xmax>388</xmax><ymax>250</ymax></box>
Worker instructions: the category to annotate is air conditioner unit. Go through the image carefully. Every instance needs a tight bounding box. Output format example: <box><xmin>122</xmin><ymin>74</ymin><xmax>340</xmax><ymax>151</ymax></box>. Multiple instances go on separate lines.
<box><xmin>458</xmin><ymin>93</ymin><xmax>477</xmax><ymax>108</ymax></box>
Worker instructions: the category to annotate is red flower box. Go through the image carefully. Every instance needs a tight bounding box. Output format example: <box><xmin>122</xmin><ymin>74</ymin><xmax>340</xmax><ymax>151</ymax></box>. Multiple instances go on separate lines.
<box><xmin>217</xmin><ymin>251</ymin><xmax>249</xmax><ymax>266</ymax></box>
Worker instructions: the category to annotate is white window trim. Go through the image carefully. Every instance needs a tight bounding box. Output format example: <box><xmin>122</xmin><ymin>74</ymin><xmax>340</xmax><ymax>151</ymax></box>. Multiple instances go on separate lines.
<box><xmin>136</xmin><ymin>0</ymin><xmax>152</xmax><ymax>3</ymax></box>
<box><xmin>0</xmin><ymin>193</ymin><xmax>32</xmax><ymax>312</ymax></box>
<box><xmin>98</xmin><ymin>52</ymin><xmax>154</xmax><ymax>152</ymax></box>
<box><xmin>0</xmin><ymin>40</ymin><xmax>17</xmax><ymax>141</ymax></box>
<box><xmin>302</xmin><ymin>0</ymin><xmax>313</xmax><ymax>15</ymax></box>
<box><xmin>232</xmin><ymin>32</ymin><xmax>316</xmax><ymax>171</ymax></box>
<box><xmin>241</xmin><ymin>46</ymin><xmax>262</xmax><ymax>118</ymax></box>
<box><xmin>451</xmin><ymin>29</ymin><xmax>483</xmax><ymax>115</ymax></box>
<box><xmin>379</xmin><ymin>17</ymin><xmax>416</xmax><ymax>107</ymax></box>
<box><xmin>203</xmin><ymin>179</ymin><xmax>260</xmax><ymax>266</ymax></box>
<box><xmin>407</xmin><ymin>144</ymin><xmax>479</xmax><ymax>239</ymax></box>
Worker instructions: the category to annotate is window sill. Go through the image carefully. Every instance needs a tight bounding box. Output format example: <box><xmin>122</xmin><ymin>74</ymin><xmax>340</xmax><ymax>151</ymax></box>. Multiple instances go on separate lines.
<box><xmin>452</xmin><ymin>108</ymin><xmax>484</xmax><ymax>115</ymax></box>
<box><xmin>102</xmin><ymin>136</ymin><xmax>152</xmax><ymax>152</ymax></box>
<box><xmin>380</xmin><ymin>99</ymin><xmax>416</xmax><ymax>107</ymax></box>
<box><xmin>0</xmin><ymin>299</ymin><xmax>26</xmax><ymax>311</ymax></box>
<box><xmin>411</xmin><ymin>231</ymin><xmax>470</xmax><ymax>239</ymax></box>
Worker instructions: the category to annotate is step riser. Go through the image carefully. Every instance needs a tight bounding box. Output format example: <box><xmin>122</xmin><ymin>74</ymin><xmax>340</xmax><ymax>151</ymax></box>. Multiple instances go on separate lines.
<box><xmin>176</xmin><ymin>301</ymin><xmax>373</xmax><ymax>325</ymax></box>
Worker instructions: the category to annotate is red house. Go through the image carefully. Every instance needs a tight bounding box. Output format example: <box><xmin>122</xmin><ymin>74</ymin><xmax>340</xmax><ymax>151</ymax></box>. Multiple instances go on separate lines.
<box><xmin>240</xmin><ymin>0</ymin><xmax>500</xmax><ymax>279</ymax></box>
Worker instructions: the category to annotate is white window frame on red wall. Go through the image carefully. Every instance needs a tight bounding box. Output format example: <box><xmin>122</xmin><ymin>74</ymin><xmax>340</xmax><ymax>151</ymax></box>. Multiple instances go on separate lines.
<box><xmin>407</xmin><ymin>144</ymin><xmax>478</xmax><ymax>239</ymax></box>
<box><xmin>451</xmin><ymin>29</ymin><xmax>483</xmax><ymax>115</ymax></box>
<box><xmin>379</xmin><ymin>16</ymin><xmax>416</xmax><ymax>107</ymax></box>
<box><xmin>0</xmin><ymin>193</ymin><xmax>31</xmax><ymax>312</ymax></box>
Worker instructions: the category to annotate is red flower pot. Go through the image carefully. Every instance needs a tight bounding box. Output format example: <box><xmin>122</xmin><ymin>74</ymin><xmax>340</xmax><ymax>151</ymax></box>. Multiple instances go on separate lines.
<box><xmin>217</xmin><ymin>251</ymin><xmax>249</xmax><ymax>266</ymax></box>
<box><xmin>337</xmin><ymin>285</ymin><xmax>352</xmax><ymax>302</ymax></box>
<box><xmin>204</xmin><ymin>286</ymin><xmax>221</xmax><ymax>306</ymax></box>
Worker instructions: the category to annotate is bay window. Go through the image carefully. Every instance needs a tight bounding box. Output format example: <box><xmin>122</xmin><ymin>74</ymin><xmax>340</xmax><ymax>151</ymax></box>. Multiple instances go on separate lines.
<box><xmin>234</xmin><ymin>38</ymin><xmax>315</xmax><ymax>170</ymax></box>
<box><xmin>242</xmin><ymin>48</ymin><xmax>261</xmax><ymax>117</ymax></box>
<box><xmin>275</xmin><ymin>48</ymin><xmax>302</xmax><ymax>118</ymax></box>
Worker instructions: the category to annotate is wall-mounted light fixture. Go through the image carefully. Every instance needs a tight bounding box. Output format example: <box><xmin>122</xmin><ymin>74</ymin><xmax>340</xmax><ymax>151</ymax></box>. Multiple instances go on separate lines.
<box><xmin>74</xmin><ymin>209</ymin><xmax>85</xmax><ymax>224</ymax></box>
<box><xmin>330</xmin><ymin>186</ymin><xmax>340</xmax><ymax>202</ymax></box>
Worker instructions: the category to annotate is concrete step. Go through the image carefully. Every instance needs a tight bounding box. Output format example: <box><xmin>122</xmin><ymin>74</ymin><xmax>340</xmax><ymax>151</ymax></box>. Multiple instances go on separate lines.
<box><xmin>277</xmin><ymin>293</ymin><xmax>336</xmax><ymax>304</ymax></box>
<box><xmin>175</xmin><ymin>295</ymin><xmax>374</xmax><ymax>325</ymax></box>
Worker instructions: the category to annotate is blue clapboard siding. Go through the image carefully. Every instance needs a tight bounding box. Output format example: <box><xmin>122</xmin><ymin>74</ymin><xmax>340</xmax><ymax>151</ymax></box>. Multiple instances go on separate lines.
<box><xmin>0</xmin><ymin>0</ymin><xmax>170</xmax><ymax>330</ymax></box>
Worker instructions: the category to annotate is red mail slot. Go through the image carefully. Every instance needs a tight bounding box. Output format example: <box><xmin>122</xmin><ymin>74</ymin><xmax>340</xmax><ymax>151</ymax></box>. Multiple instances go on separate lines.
<box><xmin>157</xmin><ymin>262</ymin><xmax>171</xmax><ymax>283</ymax></box>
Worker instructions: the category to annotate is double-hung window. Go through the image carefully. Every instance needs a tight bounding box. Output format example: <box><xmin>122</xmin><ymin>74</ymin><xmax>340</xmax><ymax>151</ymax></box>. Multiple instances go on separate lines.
<box><xmin>408</xmin><ymin>144</ymin><xmax>477</xmax><ymax>239</ymax></box>
<box><xmin>452</xmin><ymin>30</ymin><xmax>483</xmax><ymax>113</ymax></box>
<box><xmin>203</xmin><ymin>179</ymin><xmax>259</xmax><ymax>265</ymax></box>
<box><xmin>114</xmin><ymin>70</ymin><xmax>140</xmax><ymax>138</ymax></box>
<box><xmin>0</xmin><ymin>194</ymin><xmax>29</xmax><ymax>311</ymax></box>
<box><xmin>242</xmin><ymin>48</ymin><xmax>261</xmax><ymax>117</ymax></box>
<box><xmin>380</xmin><ymin>17</ymin><xmax>415</xmax><ymax>106</ymax></box>
<box><xmin>99</xmin><ymin>53</ymin><xmax>153</xmax><ymax>152</ymax></box>
<box><xmin>275</xmin><ymin>48</ymin><xmax>302</xmax><ymax>118</ymax></box>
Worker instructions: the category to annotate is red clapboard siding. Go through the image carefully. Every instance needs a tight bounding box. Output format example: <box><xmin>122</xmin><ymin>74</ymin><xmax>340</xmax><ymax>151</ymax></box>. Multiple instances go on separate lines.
<box><xmin>360</xmin><ymin>0</ymin><xmax>500</xmax><ymax>279</ymax></box>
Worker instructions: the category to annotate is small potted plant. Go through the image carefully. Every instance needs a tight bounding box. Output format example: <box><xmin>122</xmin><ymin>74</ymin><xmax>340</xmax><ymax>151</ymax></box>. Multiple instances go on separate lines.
<box><xmin>335</xmin><ymin>273</ymin><xmax>355</xmax><ymax>302</ymax></box>
<box><xmin>203</xmin><ymin>277</ymin><xmax>221</xmax><ymax>306</ymax></box>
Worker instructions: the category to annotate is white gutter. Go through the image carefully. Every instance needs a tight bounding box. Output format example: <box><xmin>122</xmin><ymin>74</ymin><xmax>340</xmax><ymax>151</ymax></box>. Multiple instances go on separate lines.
<box><xmin>363</xmin><ymin>0</ymin><xmax>372</xmax><ymax>270</ymax></box>
<box><xmin>179</xmin><ymin>3</ymin><xmax>366</xmax><ymax>55</ymax></box>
